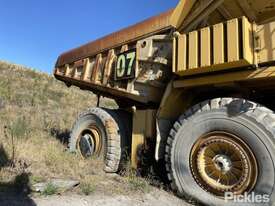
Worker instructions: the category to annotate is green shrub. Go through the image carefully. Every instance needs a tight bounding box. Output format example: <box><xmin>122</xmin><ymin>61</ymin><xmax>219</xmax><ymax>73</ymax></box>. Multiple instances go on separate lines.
<box><xmin>42</xmin><ymin>183</ymin><xmax>58</xmax><ymax>196</ymax></box>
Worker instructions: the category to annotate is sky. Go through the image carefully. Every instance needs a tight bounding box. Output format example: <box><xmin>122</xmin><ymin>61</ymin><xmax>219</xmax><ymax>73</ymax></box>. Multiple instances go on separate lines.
<box><xmin>0</xmin><ymin>0</ymin><xmax>178</xmax><ymax>73</ymax></box>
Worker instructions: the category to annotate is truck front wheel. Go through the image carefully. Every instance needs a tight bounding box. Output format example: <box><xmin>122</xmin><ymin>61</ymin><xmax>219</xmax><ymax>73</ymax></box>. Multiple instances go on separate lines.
<box><xmin>165</xmin><ymin>98</ymin><xmax>275</xmax><ymax>205</ymax></box>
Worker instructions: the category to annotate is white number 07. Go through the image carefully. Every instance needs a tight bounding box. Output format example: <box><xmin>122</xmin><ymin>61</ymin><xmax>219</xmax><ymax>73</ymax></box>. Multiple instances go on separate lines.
<box><xmin>116</xmin><ymin>51</ymin><xmax>136</xmax><ymax>80</ymax></box>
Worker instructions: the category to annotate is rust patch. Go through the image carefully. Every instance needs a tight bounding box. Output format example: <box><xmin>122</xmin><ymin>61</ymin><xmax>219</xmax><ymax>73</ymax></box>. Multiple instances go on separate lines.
<box><xmin>55</xmin><ymin>9</ymin><xmax>173</xmax><ymax>67</ymax></box>
<box><xmin>105</xmin><ymin>119</ymin><xmax>117</xmax><ymax>140</ymax></box>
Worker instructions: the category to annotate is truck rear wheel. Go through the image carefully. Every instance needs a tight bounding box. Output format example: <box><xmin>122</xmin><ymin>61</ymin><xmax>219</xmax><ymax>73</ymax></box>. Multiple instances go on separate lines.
<box><xmin>69</xmin><ymin>107</ymin><xmax>131</xmax><ymax>173</ymax></box>
<box><xmin>165</xmin><ymin>98</ymin><xmax>275</xmax><ymax>205</ymax></box>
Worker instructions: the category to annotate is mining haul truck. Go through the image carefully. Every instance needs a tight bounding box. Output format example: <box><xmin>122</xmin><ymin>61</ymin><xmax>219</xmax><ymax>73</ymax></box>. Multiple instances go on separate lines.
<box><xmin>54</xmin><ymin>0</ymin><xmax>275</xmax><ymax>205</ymax></box>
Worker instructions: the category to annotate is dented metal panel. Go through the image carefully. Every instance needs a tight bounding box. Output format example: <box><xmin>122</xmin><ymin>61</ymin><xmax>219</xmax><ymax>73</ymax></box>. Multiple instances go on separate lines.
<box><xmin>65</xmin><ymin>64</ymin><xmax>73</xmax><ymax>77</ymax></box>
<box><xmin>73</xmin><ymin>59</ymin><xmax>85</xmax><ymax>79</ymax></box>
<box><xmin>103</xmin><ymin>49</ymin><xmax>115</xmax><ymax>85</ymax></box>
<box><xmin>92</xmin><ymin>54</ymin><xmax>102</xmax><ymax>83</ymax></box>
<box><xmin>83</xmin><ymin>58</ymin><xmax>95</xmax><ymax>81</ymax></box>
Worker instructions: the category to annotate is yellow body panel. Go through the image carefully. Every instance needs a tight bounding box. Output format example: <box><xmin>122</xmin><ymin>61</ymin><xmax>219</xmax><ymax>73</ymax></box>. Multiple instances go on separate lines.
<box><xmin>200</xmin><ymin>27</ymin><xmax>211</xmax><ymax>67</ymax></box>
<box><xmin>170</xmin><ymin>0</ymin><xmax>196</xmax><ymax>29</ymax></box>
<box><xmin>176</xmin><ymin>34</ymin><xmax>187</xmax><ymax>72</ymax></box>
<box><xmin>131</xmin><ymin>110</ymin><xmax>156</xmax><ymax>168</ymax></box>
<box><xmin>242</xmin><ymin>17</ymin><xmax>254</xmax><ymax>64</ymax></box>
<box><xmin>227</xmin><ymin>18</ymin><xmax>240</xmax><ymax>62</ymax></box>
<box><xmin>188</xmin><ymin>31</ymin><xmax>198</xmax><ymax>69</ymax></box>
<box><xmin>174</xmin><ymin>66</ymin><xmax>275</xmax><ymax>88</ymax></box>
<box><xmin>256</xmin><ymin>21</ymin><xmax>275</xmax><ymax>64</ymax></box>
<box><xmin>174</xmin><ymin>16</ymin><xmax>255</xmax><ymax>76</ymax></box>
<box><xmin>171</xmin><ymin>0</ymin><xmax>275</xmax><ymax>32</ymax></box>
<box><xmin>213</xmin><ymin>23</ymin><xmax>224</xmax><ymax>65</ymax></box>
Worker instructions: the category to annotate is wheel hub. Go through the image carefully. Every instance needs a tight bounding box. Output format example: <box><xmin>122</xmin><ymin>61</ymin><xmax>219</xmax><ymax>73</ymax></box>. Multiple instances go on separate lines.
<box><xmin>77</xmin><ymin>126</ymin><xmax>102</xmax><ymax>158</ymax></box>
<box><xmin>213</xmin><ymin>154</ymin><xmax>232</xmax><ymax>173</ymax></box>
<box><xmin>190</xmin><ymin>132</ymin><xmax>258</xmax><ymax>197</ymax></box>
<box><xmin>79</xmin><ymin>134</ymin><xmax>95</xmax><ymax>157</ymax></box>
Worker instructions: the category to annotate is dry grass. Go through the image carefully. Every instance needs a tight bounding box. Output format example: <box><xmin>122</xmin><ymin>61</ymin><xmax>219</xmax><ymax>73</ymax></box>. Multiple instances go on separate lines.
<box><xmin>0</xmin><ymin>61</ymin><xmax>155</xmax><ymax>197</ymax></box>
<box><xmin>0</xmin><ymin>61</ymin><xmax>126</xmax><ymax>194</ymax></box>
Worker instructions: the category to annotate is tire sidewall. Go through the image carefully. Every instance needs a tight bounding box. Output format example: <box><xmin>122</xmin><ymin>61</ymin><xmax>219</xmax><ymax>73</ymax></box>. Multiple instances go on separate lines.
<box><xmin>69</xmin><ymin>114</ymin><xmax>106</xmax><ymax>156</ymax></box>
<box><xmin>172</xmin><ymin>109</ymin><xmax>275</xmax><ymax>206</ymax></box>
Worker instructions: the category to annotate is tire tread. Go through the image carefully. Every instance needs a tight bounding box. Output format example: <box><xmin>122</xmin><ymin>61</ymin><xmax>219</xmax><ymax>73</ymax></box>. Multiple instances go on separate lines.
<box><xmin>165</xmin><ymin>97</ymin><xmax>275</xmax><ymax>201</ymax></box>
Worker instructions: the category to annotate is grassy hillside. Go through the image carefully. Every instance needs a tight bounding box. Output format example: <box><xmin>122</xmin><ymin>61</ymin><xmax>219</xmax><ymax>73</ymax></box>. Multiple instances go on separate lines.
<box><xmin>0</xmin><ymin>61</ymin><xmax>151</xmax><ymax>195</ymax></box>
<box><xmin>0</xmin><ymin>61</ymin><xmax>197</xmax><ymax>206</ymax></box>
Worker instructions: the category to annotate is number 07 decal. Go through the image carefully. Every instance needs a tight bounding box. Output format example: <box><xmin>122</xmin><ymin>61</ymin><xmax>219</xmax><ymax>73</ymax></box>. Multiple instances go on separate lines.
<box><xmin>115</xmin><ymin>50</ymin><xmax>136</xmax><ymax>80</ymax></box>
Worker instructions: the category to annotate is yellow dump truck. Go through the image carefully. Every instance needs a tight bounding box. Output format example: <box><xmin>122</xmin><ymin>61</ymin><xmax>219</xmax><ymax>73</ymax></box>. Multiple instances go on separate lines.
<box><xmin>54</xmin><ymin>0</ymin><xmax>275</xmax><ymax>205</ymax></box>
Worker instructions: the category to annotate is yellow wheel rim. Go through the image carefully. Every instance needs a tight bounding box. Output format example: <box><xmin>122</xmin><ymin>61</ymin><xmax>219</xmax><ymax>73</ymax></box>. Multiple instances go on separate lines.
<box><xmin>190</xmin><ymin>132</ymin><xmax>258</xmax><ymax>197</ymax></box>
<box><xmin>77</xmin><ymin>125</ymin><xmax>102</xmax><ymax>158</ymax></box>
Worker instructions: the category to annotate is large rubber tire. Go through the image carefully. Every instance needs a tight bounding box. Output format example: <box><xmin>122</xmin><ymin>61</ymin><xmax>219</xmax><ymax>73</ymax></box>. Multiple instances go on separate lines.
<box><xmin>69</xmin><ymin>107</ymin><xmax>131</xmax><ymax>173</ymax></box>
<box><xmin>165</xmin><ymin>98</ymin><xmax>275</xmax><ymax>206</ymax></box>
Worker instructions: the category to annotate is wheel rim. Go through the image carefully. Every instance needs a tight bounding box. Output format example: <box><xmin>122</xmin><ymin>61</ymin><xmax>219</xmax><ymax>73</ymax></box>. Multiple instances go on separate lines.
<box><xmin>77</xmin><ymin>125</ymin><xmax>102</xmax><ymax>158</ymax></box>
<box><xmin>190</xmin><ymin>131</ymin><xmax>258</xmax><ymax>197</ymax></box>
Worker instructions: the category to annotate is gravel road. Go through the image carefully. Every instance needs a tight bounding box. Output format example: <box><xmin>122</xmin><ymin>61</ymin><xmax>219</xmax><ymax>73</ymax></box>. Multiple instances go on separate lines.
<box><xmin>0</xmin><ymin>189</ymin><xmax>194</xmax><ymax>206</ymax></box>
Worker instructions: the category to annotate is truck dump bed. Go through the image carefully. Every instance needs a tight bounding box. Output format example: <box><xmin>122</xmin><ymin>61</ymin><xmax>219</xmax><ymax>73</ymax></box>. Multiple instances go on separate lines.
<box><xmin>54</xmin><ymin>10</ymin><xmax>174</xmax><ymax>106</ymax></box>
<box><xmin>55</xmin><ymin>10</ymin><xmax>173</xmax><ymax>67</ymax></box>
<box><xmin>54</xmin><ymin>0</ymin><xmax>275</xmax><ymax>106</ymax></box>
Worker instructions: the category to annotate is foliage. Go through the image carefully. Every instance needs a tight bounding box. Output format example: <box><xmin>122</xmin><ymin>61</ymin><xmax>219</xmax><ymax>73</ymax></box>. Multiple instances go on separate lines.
<box><xmin>42</xmin><ymin>183</ymin><xmax>58</xmax><ymax>196</ymax></box>
<box><xmin>80</xmin><ymin>182</ymin><xmax>96</xmax><ymax>195</ymax></box>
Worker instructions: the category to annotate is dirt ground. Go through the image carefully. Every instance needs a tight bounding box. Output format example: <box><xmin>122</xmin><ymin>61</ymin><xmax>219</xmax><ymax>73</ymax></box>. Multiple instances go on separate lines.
<box><xmin>0</xmin><ymin>189</ymin><xmax>193</xmax><ymax>206</ymax></box>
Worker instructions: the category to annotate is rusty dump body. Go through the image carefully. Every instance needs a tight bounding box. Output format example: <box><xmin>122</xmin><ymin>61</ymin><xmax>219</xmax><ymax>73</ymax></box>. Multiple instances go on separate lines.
<box><xmin>54</xmin><ymin>0</ymin><xmax>275</xmax><ymax>107</ymax></box>
<box><xmin>54</xmin><ymin>9</ymin><xmax>174</xmax><ymax>106</ymax></box>
<box><xmin>56</xmin><ymin>10</ymin><xmax>173</xmax><ymax>67</ymax></box>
